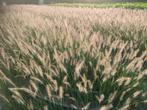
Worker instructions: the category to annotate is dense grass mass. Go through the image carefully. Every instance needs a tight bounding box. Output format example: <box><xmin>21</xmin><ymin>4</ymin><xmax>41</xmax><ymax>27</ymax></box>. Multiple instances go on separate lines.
<box><xmin>0</xmin><ymin>5</ymin><xmax>147</xmax><ymax>110</ymax></box>
<box><xmin>51</xmin><ymin>2</ymin><xmax>147</xmax><ymax>9</ymax></box>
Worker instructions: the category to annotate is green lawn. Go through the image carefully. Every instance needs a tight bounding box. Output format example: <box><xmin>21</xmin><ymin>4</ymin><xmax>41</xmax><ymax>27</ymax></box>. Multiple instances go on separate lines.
<box><xmin>50</xmin><ymin>2</ymin><xmax>147</xmax><ymax>9</ymax></box>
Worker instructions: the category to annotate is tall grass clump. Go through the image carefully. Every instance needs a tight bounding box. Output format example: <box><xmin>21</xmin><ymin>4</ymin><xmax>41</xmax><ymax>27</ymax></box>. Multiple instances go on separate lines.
<box><xmin>0</xmin><ymin>5</ymin><xmax>147</xmax><ymax>110</ymax></box>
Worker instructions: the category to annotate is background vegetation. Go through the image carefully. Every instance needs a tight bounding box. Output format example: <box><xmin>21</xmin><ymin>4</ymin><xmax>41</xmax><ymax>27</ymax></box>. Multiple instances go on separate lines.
<box><xmin>51</xmin><ymin>2</ymin><xmax>147</xmax><ymax>9</ymax></box>
<box><xmin>0</xmin><ymin>0</ymin><xmax>147</xmax><ymax>4</ymax></box>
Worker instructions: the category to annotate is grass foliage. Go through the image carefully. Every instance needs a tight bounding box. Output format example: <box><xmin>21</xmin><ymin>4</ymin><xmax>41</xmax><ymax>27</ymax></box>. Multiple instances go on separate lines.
<box><xmin>0</xmin><ymin>5</ymin><xmax>147</xmax><ymax>110</ymax></box>
<box><xmin>50</xmin><ymin>2</ymin><xmax>147</xmax><ymax>9</ymax></box>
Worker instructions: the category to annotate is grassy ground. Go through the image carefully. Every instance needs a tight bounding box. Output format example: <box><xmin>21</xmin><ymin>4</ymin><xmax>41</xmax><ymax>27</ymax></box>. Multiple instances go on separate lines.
<box><xmin>0</xmin><ymin>5</ymin><xmax>147</xmax><ymax>110</ymax></box>
<box><xmin>50</xmin><ymin>2</ymin><xmax>147</xmax><ymax>9</ymax></box>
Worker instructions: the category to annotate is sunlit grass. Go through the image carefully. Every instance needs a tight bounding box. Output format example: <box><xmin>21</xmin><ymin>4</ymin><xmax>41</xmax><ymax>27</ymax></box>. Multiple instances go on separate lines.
<box><xmin>0</xmin><ymin>5</ymin><xmax>147</xmax><ymax>110</ymax></box>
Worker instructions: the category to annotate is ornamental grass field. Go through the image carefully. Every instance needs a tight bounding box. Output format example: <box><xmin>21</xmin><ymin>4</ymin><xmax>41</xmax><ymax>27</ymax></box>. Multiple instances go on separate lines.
<box><xmin>0</xmin><ymin>5</ymin><xmax>147</xmax><ymax>110</ymax></box>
